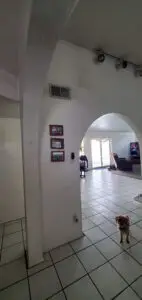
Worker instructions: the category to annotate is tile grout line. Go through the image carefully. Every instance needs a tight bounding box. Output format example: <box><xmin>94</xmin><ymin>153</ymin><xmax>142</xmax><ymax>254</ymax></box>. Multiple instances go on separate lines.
<box><xmin>21</xmin><ymin>219</ymin><xmax>32</xmax><ymax>300</ymax></box>
<box><xmin>80</xmin><ymin>187</ymin><xmax>142</xmax><ymax>297</ymax></box>
<box><xmin>48</xmin><ymin>251</ymin><xmax>68</xmax><ymax>300</ymax></box>
<box><xmin>75</xmin><ymin>243</ymin><xmax>131</xmax><ymax>299</ymax></box>
<box><xmin>83</xmin><ymin>205</ymin><xmax>142</xmax><ymax>227</ymax></box>
<box><xmin>0</xmin><ymin>177</ymin><xmax>142</xmax><ymax>297</ymax></box>
<box><xmin>0</xmin><ymin>223</ymin><xmax>5</xmax><ymax>262</ymax></box>
<box><xmin>3</xmin><ymin>229</ymin><xmax>23</xmax><ymax>237</ymax></box>
<box><xmin>47</xmin><ymin>274</ymin><xmax>88</xmax><ymax>300</ymax></box>
<box><xmin>83</xmin><ymin>212</ymin><xmax>142</xmax><ymax>265</ymax></box>
<box><xmin>0</xmin><ymin>219</ymin><xmax>27</xmax><ymax>293</ymax></box>
<box><xmin>81</xmin><ymin>228</ymin><xmax>142</xmax><ymax>298</ymax></box>
<box><xmin>0</xmin><ymin>278</ymin><xmax>28</xmax><ymax>293</ymax></box>
<box><xmin>112</xmin><ymin>276</ymin><xmax>142</xmax><ymax>300</ymax></box>
<box><xmin>69</xmin><ymin>243</ymin><xmax>105</xmax><ymax>300</ymax></box>
<box><xmin>2</xmin><ymin>239</ymin><xmax>24</xmax><ymax>250</ymax></box>
<box><xmin>95</xmin><ymin>223</ymin><xmax>142</xmax><ymax>267</ymax></box>
<box><xmin>3</xmin><ymin>217</ymin><xmax>24</xmax><ymax>225</ymax></box>
<box><xmin>0</xmin><ymin>253</ymin><xmax>26</xmax><ymax>269</ymax></box>
<box><xmin>83</xmin><ymin>227</ymin><xmax>141</xmax><ymax>267</ymax></box>
<box><xmin>48</xmin><ymin>251</ymin><xmax>106</xmax><ymax>299</ymax></box>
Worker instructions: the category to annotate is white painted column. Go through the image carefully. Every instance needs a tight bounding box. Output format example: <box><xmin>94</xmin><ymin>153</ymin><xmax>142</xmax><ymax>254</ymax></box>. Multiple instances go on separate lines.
<box><xmin>21</xmin><ymin>47</ymin><xmax>53</xmax><ymax>267</ymax></box>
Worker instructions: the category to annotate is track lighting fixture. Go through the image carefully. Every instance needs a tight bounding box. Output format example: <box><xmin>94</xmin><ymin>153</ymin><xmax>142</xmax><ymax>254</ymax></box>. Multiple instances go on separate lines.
<box><xmin>134</xmin><ymin>66</ymin><xmax>142</xmax><ymax>77</ymax></box>
<box><xmin>122</xmin><ymin>60</ymin><xmax>128</xmax><ymax>69</ymax></box>
<box><xmin>93</xmin><ymin>47</ymin><xmax>142</xmax><ymax>78</ymax></box>
<box><xmin>115</xmin><ymin>58</ymin><xmax>128</xmax><ymax>70</ymax></box>
<box><xmin>95</xmin><ymin>49</ymin><xmax>105</xmax><ymax>63</ymax></box>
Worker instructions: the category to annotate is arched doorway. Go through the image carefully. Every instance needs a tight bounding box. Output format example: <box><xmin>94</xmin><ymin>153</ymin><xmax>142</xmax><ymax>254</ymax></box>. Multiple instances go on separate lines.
<box><xmin>80</xmin><ymin>113</ymin><xmax>141</xmax><ymax>175</ymax></box>
<box><xmin>80</xmin><ymin>113</ymin><xmax>142</xmax><ymax>237</ymax></box>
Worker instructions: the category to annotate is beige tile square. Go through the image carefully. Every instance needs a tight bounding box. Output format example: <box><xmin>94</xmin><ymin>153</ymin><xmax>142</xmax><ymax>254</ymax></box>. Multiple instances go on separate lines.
<box><xmin>56</xmin><ymin>255</ymin><xmax>86</xmax><ymax>287</ymax></box>
<box><xmin>29</xmin><ymin>266</ymin><xmax>61</xmax><ymax>300</ymax></box>
<box><xmin>0</xmin><ymin>257</ymin><xmax>27</xmax><ymax>290</ymax></box>
<box><xmin>90</xmin><ymin>262</ymin><xmax>127</xmax><ymax>300</ymax></box>
<box><xmin>77</xmin><ymin>245</ymin><xmax>106</xmax><ymax>272</ymax></box>
<box><xmin>50</xmin><ymin>244</ymin><xmax>73</xmax><ymax>263</ymax></box>
<box><xmin>70</xmin><ymin>236</ymin><xmax>92</xmax><ymax>252</ymax></box>
<box><xmin>65</xmin><ymin>275</ymin><xmax>102</xmax><ymax>300</ymax></box>
<box><xmin>96</xmin><ymin>237</ymin><xmax>122</xmax><ymax>259</ymax></box>
<box><xmin>0</xmin><ymin>279</ymin><xmax>30</xmax><ymax>300</ymax></box>
<box><xmin>131</xmin><ymin>277</ymin><xmax>142</xmax><ymax>298</ymax></box>
<box><xmin>115</xmin><ymin>287</ymin><xmax>140</xmax><ymax>300</ymax></box>
<box><xmin>0</xmin><ymin>243</ymin><xmax>24</xmax><ymax>265</ymax></box>
<box><xmin>111</xmin><ymin>252</ymin><xmax>141</xmax><ymax>284</ymax></box>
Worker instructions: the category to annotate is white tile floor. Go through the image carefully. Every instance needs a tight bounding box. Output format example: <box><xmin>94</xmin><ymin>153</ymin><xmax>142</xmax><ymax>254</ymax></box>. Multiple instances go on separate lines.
<box><xmin>0</xmin><ymin>169</ymin><xmax>142</xmax><ymax>299</ymax></box>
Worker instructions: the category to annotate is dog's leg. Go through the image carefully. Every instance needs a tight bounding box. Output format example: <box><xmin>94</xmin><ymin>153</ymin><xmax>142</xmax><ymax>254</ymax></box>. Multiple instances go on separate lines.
<box><xmin>120</xmin><ymin>231</ymin><xmax>123</xmax><ymax>243</ymax></box>
<box><xmin>126</xmin><ymin>230</ymin><xmax>130</xmax><ymax>244</ymax></box>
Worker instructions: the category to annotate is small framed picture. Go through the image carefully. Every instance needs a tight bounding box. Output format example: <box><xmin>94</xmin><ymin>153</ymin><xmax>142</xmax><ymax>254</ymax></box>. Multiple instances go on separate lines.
<box><xmin>49</xmin><ymin>125</ymin><xmax>64</xmax><ymax>136</ymax></box>
<box><xmin>51</xmin><ymin>151</ymin><xmax>65</xmax><ymax>162</ymax></box>
<box><xmin>50</xmin><ymin>138</ymin><xmax>64</xmax><ymax>149</ymax></box>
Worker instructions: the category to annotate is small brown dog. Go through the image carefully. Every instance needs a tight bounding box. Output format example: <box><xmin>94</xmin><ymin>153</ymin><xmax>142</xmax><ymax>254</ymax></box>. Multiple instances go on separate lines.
<box><xmin>115</xmin><ymin>215</ymin><xmax>130</xmax><ymax>244</ymax></box>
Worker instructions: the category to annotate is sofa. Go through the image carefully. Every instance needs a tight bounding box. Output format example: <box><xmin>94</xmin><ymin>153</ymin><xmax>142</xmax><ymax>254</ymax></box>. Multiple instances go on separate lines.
<box><xmin>113</xmin><ymin>153</ymin><xmax>133</xmax><ymax>172</ymax></box>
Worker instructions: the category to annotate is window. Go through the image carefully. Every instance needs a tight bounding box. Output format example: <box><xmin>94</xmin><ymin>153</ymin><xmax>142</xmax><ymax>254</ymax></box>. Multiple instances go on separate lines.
<box><xmin>91</xmin><ymin>139</ymin><xmax>111</xmax><ymax>168</ymax></box>
<box><xmin>80</xmin><ymin>140</ymin><xmax>84</xmax><ymax>156</ymax></box>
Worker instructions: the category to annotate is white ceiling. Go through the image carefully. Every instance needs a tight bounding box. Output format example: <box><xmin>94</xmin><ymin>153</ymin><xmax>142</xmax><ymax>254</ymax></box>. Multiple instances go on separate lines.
<box><xmin>0</xmin><ymin>0</ymin><xmax>20</xmax><ymax>75</ymax></box>
<box><xmin>0</xmin><ymin>0</ymin><xmax>32</xmax><ymax>76</ymax></box>
<box><xmin>63</xmin><ymin>0</ymin><xmax>142</xmax><ymax>64</ymax></box>
<box><xmin>90</xmin><ymin>114</ymin><xmax>133</xmax><ymax>132</ymax></box>
<box><xmin>1</xmin><ymin>0</ymin><xmax>142</xmax><ymax>77</ymax></box>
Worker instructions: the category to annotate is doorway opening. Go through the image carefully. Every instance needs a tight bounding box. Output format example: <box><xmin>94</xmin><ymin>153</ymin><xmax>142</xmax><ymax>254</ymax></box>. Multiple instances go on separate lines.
<box><xmin>0</xmin><ymin>99</ymin><xmax>26</xmax><ymax>266</ymax></box>
<box><xmin>80</xmin><ymin>113</ymin><xmax>141</xmax><ymax>176</ymax></box>
<box><xmin>91</xmin><ymin>138</ymin><xmax>112</xmax><ymax>168</ymax></box>
<box><xmin>80</xmin><ymin>112</ymin><xmax>141</xmax><ymax>236</ymax></box>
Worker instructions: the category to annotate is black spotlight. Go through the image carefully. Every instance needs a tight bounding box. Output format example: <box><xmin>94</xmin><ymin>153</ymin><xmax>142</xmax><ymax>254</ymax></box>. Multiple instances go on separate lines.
<box><xmin>134</xmin><ymin>66</ymin><xmax>142</xmax><ymax>77</ymax></box>
<box><xmin>115</xmin><ymin>58</ymin><xmax>122</xmax><ymax>70</ymax></box>
<box><xmin>98</xmin><ymin>52</ymin><xmax>105</xmax><ymax>63</ymax></box>
<box><xmin>95</xmin><ymin>49</ymin><xmax>105</xmax><ymax>63</ymax></box>
<box><xmin>122</xmin><ymin>60</ymin><xmax>127</xmax><ymax>68</ymax></box>
<box><xmin>115</xmin><ymin>58</ymin><xmax>127</xmax><ymax>70</ymax></box>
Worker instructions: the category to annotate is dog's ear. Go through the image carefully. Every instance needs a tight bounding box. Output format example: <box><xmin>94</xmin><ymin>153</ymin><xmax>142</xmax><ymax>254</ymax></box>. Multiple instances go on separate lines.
<box><xmin>115</xmin><ymin>216</ymin><xmax>119</xmax><ymax>222</ymax></box>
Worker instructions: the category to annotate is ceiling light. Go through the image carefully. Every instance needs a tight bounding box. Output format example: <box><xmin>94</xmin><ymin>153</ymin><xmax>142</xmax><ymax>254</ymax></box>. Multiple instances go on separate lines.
<box><xmin>122</xmin><ymin>60</ymin><xmax>127</xmax><ymax>68</ymax></box>
<box><xmin>115</xmin><ymin>58</ymin><xmax>127</xmax><ymax>70</ymax></box>
<box><xmin>134</xmin><ymin>66</ymin><xmax>142</xmax><ymax>77</ymax></box>
<box><xmin>95</xmin><ymin>49</ymin><xmax>105</xmax><ymax>63</ymax></box>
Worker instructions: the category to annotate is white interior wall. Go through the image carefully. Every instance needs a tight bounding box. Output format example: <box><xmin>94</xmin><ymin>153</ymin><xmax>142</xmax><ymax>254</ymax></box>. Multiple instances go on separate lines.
<box><xmin>0</xmin><ymin>118</ymin><xmax>24</xmax><ymax>222</ymax></box>
<box><xmin>83</xmin><ymin>130</ymin><xmax>137</xmax><ymax>169</ymax></box>
<box><xmin>40</xmin><ymin>41</ymin><xmax>142</xmax><ymax>253</ymax></box>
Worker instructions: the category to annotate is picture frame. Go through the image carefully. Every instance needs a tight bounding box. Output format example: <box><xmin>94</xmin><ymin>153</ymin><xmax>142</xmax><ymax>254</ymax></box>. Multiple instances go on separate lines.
<box><xmin>49</xmin><ymin>125</ymin><xmax>64</xmax><ymax>136</ymax></box>
<box><xmin>51</xmin><ymin>151</ymin><xmax>65</xmax><ymax>162</ymax></box>
<box><xmin>50</xmin><ymin>138</ymin><xmax>64</xmax><ymax>149</ymax></box>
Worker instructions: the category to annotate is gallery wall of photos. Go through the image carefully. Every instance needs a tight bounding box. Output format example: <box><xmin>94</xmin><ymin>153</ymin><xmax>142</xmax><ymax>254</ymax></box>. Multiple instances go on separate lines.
<box><xmin>49</xmin><ymin>125</ymin><xmax>65</xmax><ymax>162</ymax></box>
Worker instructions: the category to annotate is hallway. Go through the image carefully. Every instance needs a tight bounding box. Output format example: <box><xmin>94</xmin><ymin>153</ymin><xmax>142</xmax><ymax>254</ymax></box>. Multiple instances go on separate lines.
<box><xmin>0</xmin><ymin>170</ymin><xmax>142</xmax><ymax>299</ymax></box>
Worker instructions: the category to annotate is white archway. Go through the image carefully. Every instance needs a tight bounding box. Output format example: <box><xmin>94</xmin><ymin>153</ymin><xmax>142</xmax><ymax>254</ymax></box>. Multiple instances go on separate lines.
<box><xmin>40</xmin><ymin>40</ymin><xmax>142</xmax><ymax>255</ymax></box>
<box><xmin>40</xmin><ymin>98</ymin><xmax>142</xmax><ymax>252</ymax></box>
<box><xmin>80</xmin><ymin>112</ymin><xmax>141</xmax><ymax>172</ymax></box>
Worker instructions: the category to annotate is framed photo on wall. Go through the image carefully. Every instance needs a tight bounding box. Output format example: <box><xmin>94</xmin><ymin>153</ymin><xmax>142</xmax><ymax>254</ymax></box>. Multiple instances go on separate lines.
<box><xmin>51</xmin><ymin>151</ymin><xmax>65</xmax><ymax>162</ymax></box>
<box><xmin>49</xmin><ymin>125</ymin><xmax>64</xmax><ymax>136</ymax></box>
<box><xmin>50</xmin><ymin>138</ymin><xmax>64</xmax><ymax>149</ymax></box>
